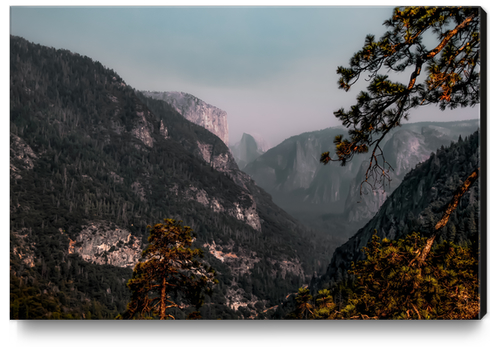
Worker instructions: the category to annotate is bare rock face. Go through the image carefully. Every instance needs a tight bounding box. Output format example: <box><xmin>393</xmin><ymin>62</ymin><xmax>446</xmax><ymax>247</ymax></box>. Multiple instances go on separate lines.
<box><xmin>194</xmin><ymin>141</ymin><xmax>238</xmax><ymax>176</ymax></box>
<box><xmin>243</xmin><ymin>128</ymin><xmax>360</xmax><ymax>206</ymax></box>
<box><xmin>70</xmin><ymin>221</ymin><xmax>142</xmax><ymax>268</ymax></box>
<box><xmin>131</xmin><ymin>107</ymin><xmax>155</xmax><ymax>148</ymax></box>
<box><xmin>11</xmin><ymin>229</ymin><xmax>36</xmax><ymax>268</ymax></box>
<box><xmin>230</xmin><ymin>133</ymin><xmax>270</xmax><ymax>169</ymax></box>
<box><xmin>181</xmin><ymin>185</ymin><xmax>261</xmax><ymax>232</ymax></box>
<box><xmin>230</xmin><ymin>197</ymin><xmax>261</xmax><ymax>231</ymax></box>
<box><xmin>159</xmin><ymin>120</ymin><xmax>169</xmax><ymax>139</ymax></box>
<box><xmin>10</xmin><ymin>133</ymin><xmax>38</xmax><ymax>179</ymax></box>
<box><xmin>142</xmin><ymin>91</ymin><xmax>229</xmax><ymax>145</ymax></box>
<box><xmin>344</xmin><ymin>161</ymin><xmax>389</xmax><ymax>223</ymax></box>
<box><xmin>203</xmin><ymin>241</ymin><xmax>260</xmax><ymax>276</ymax></box>
<box><xmin>345</xmin><ymin>128</ymin><xmax>445</xmax><ymax>224</ymax></box>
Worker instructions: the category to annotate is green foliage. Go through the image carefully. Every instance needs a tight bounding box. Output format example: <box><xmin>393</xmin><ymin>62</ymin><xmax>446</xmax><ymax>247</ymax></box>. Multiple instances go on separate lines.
<box><xmin>10</xmin><ymin>35</ymin><xmax>334</xmax><ymax>319</ymax></box>
<box><xmin>298</xmin><ymin>231</ymin><xmax>479</xmax><ymax>320</ymax></box>
<box><xmin>321</xmin><ymin>6</ymin><xmax>481</xmax><ymax>188</ymax></box>
<box><xmin>121</xmin><ymin>219</ymin><xmax>217</xmax><ymax>320</ymax></box>
<box><xmin>346</xmin><ymin>231</ymin><xmax>479</xmax><ymax>319</ymax></box>
<box><xmin>316</xmin><ymin>131</ymin><xmax>480</xmax><ymax>288</ymax></box>
<box><xmin>10</xmin><ymin>247</ymin><xmax>132</xmax><ymax>320</ymax></box>
<box><xmin>293</xmin><ymin>287</ymin><xmax>313</xmax><ymax>319</ymax></box>
<box><xmin>286</xmin><ymin>287</ymin><xmax>336</xmax><ymax>320</ymax></box>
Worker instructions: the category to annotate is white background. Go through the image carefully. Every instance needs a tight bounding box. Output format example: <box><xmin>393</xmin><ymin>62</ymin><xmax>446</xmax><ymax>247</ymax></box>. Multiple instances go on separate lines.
<box><xmin>3</xmin><ymin>1</ymin><xmax>489</xmax><ymax>346</ymax></box>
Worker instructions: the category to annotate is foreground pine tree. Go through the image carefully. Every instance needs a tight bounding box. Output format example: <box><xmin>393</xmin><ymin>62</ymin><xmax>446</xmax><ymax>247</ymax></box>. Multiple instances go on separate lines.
<box><xmin>342</xmin><ymin>231</ymin><xmax>479</xmax><ymax>319</ymax></box>
<box><xmin>321</xmin><ymin>6</ymin><xmax>481</xmax><ymax>190</ymax></box>
<box><xmin>313</xmin><ymin>8</ymin><xmax>482</xmax><ymax>319</ymax></box>
<box><xmin>290</xmin><ymin>230</ymin><xmax>479</xmax><ymax>320</ymax></box>
<box><xmin>119</xmin><ymin>219</ymin><xmax>217</xmax><ymax>320</ymax></box>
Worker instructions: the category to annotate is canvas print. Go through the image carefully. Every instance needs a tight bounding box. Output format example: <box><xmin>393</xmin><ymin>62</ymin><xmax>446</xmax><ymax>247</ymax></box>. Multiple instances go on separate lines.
<box><xmin>9</xmin><ymin>6</ymin><xmax>485</xmax><ymax>320</ymax></box>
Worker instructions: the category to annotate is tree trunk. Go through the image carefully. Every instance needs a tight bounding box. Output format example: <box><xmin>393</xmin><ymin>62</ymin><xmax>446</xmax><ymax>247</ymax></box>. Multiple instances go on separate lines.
<box><xmin>417</xmin><ymin>167</ymin><xmax>479</xmax><ymax>267</ymax></box>
<box><xmin>160</xmin><ymin>277</ymin><xmax>167</xmax><ymax>320</ymax></box>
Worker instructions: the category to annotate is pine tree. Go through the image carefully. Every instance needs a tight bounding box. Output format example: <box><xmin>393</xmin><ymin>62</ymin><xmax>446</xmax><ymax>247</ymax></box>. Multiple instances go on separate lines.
<box><xmin>316</xmin><ymin>8</ymin><xmax>481</xmax><ymax>318</ymax></box>
<box><xmin>312</xmin><ymin>289</ymin><xmax>336</xmax><ymax>319</ymax></box>
<box><xmin>289</xmin><ymin>287</ymin><xmax>314</xmax><ymax>320</ymax></box>
<box><xmin>119</xmin><ymin>219</ymin><xmax>217</xmax><ymax>320</ymax></box>
<box><xmin>320</xmin><ymin>6</ymin><xmax>481</xmax><ymax>189</ymax></box>
<box><xmin>342</xmin><ymin>231</ymin><xmax>479</xmax><ymax>319</ymax></box>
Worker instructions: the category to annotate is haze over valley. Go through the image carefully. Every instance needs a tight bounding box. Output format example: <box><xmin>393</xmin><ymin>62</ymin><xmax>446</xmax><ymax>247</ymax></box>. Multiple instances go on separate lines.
<box><xmin>9</xmin><ymin>6</ymin><xmax>483</xmax><ymax>327</ymax></box>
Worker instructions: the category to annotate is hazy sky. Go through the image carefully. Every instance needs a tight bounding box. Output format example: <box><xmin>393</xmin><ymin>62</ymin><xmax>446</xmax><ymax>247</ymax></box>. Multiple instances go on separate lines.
<box><xmin>9</xmin><ymin>5</ymin><xmax>480</xmax><ymax>147</ymax></box>
<box><xmin>4</xmin><ymin>4</ymin><xmax>490</xmax><ymax>345</ymax></box>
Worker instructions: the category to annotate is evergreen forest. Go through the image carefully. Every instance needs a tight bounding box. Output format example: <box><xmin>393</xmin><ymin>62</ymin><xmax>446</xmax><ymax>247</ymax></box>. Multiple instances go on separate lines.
<box><xmin>9</xmin><ymin>31</ymin><xmax>483</xmax><ymax>320</ymax></box>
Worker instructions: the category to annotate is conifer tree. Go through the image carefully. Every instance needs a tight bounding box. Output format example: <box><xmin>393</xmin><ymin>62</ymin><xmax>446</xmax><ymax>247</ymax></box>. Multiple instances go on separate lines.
<box><xmin>318</xmin><ymin>8</ymin><xmax>481</xmax><ymax>309</ymax></box>
<box><xmin>300</xmin><ymin>230</ymin><xmax>479</xmax><ymax>320</ymax></box>
<box><xmin>312</xmin><ymin>289</ymin><xmax>336</xmax><ymax>319</ymax></box>
<box><xmin>320</xmin><ymin>6</ymin><xmax>481</xmax><ymax>189</ymax></box>
<box><xmin>289</xmin><ymin>287</ymin><xmax>314</xmax><ymax>319</ymax></box>
<box><xmin>342</xmin><ymin>231</ymin><xmax>479</xmax><ymax>319</ymax></box>
<box><xmin>120</xmin><ymin>219</ymin><xmax>217</xmax><ymax>320</ymax></box>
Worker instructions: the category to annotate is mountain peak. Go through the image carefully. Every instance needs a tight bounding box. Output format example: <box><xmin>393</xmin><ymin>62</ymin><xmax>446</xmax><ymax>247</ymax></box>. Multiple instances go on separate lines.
<box><xmin>230</xmin><ymin>132</ymin><xmax>270</xmax><ymax>169</ymax></box>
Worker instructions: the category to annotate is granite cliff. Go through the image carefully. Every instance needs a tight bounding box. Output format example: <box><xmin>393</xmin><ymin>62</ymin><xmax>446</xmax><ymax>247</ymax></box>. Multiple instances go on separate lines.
<box><xmin>243</xmin><ymin>120</ymin><xmax>479</xmax><ymax>239</ymax></box>
<box><xmin>142</xmin><ymin>91</ymin><xmax>229</xmax><ymax>145</ymax></box>
<box><xmin>344</xmin><ymin>121</ymin><xmax>480</xmax><ymax>225</ymax></box>
<box><xmin>230</xmin><ymin>133</ymin><xmax>270</xmax><ymax>169</ymax></box>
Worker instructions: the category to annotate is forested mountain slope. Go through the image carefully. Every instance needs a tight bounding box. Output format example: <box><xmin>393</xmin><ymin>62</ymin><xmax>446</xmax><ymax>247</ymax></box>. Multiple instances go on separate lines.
<box><xmin>312</xmin><ymin>131</ymin><xmax>481</xmax><ymax>290</ymax></box>
<box><xmin>9</xmin><ymin>35</ymin><xmax>339</xmax><ymax>319</ymax></box>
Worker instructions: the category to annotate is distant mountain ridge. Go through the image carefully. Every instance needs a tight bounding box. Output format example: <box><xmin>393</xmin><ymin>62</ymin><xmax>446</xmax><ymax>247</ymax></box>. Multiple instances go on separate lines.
<box><xmin>243</xmin><ymin>120</ymin><xmax>479</xmax><ymax>238</ymax></box>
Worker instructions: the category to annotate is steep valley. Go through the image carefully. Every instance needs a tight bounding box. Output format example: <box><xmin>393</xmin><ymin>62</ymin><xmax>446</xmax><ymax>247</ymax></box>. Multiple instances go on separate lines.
<box><xmin>243</xmin><ymin>120</ymin><xmax>479</xmax><ymax>240</ymax></box>
<box><xmin>9</xmin><ymin>36</ymin><xmax>341</xmax><ymax>319</ymax></box>
<box><xmin>312</xmin><ymin>130</ymin><xmax>481</xmax><ymax>290</ymax></box>
<box><xmin>9</xmin><ymin>34</ymin><xmax>482</xmax><ymax>320</ymax></box>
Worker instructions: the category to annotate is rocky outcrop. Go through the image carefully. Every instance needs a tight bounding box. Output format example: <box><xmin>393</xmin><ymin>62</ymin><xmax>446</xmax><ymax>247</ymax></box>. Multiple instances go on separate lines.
<box><xmin>11</xmin><ymin>229</ymin><xmax>36</xmax><ymax>268</ymax></box>
<box><xmin>142</xmin><ymin>91</ymin><xmax>228</xmax><ymax>145</ymax></box>
<box><xmin>182</xmin><ymin>185</ymin><xmax>261</xmax><ymax>231</ymax></box>
<box><xmin>10</xmin><ymin>133</ymin><xmax>38</xmax><ymax>179</ymax></box>
<box><xmin>70</xmin><ymin>221</ymin><xmax>142</xmax><ymax>268</ymax></box>
<box><xmin>203</xmin><ymin>241</ymin><xmax>260</xmax><ymax>276</ymax></box>
<box><xmin>131</xmin><ymin>108</ymin><xmax>155</xmax><ymax>148</ymax></box>
<box><xmin>159</xmin><ymin>120</ymin><xmax>170</xmax><ymax>139</ymax></box>
<box><xmin>196</xmin><ymin>141</ymin><xmax>213</xmax><ymax>164</ymax></box>
<box><xmin>230</xmin><ymin>197</ymin><xmax>261</xmax><ymax>231</ymax></box>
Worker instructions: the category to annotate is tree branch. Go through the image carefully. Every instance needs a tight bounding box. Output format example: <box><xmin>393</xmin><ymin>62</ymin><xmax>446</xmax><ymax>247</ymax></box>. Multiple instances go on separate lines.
<box><xmin>426</xmin><ymin>12</ymin><xmax>477</xmax><ymax>60</ymax></box>
<box><xmin>417</xmin><ymin>167</ymin><xmax>479</xmax><ymax>267</ymax></box>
